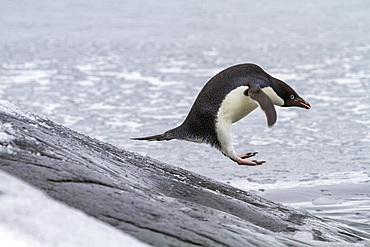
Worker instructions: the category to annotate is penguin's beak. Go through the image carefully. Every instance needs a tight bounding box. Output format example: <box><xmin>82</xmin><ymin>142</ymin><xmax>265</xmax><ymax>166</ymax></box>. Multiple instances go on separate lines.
<box><xmin>295</xmin><ymin>98</ymin><xmax>311</xmax><ymax>109</ymax></box>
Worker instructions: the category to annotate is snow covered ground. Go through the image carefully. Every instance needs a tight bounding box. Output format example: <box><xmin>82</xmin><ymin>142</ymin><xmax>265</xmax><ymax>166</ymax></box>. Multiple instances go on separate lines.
<box><xmin>0</xmin><ymin>171</ymin><xmax>149</xmax><ymax>247</ymax></box>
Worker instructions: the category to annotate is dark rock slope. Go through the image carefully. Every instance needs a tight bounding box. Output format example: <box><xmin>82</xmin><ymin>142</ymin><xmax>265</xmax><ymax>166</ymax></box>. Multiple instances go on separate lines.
<box><xmin>0</xmin><ymin>102</ymin><xmax>369</xmax><ymax>246</ymax></box>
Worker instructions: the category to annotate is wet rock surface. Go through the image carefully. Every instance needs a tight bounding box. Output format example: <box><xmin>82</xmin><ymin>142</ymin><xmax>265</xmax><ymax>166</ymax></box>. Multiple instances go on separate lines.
<box><xmin>0</xmin><ymin>106</ymin><xmax>369</xmax><ymax>246</ymax></box>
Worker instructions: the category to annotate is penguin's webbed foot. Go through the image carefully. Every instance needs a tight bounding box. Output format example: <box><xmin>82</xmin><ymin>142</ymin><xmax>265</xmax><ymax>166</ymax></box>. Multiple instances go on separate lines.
<box><xmin>235</xmin><ymin>152</ymin><xmax>265</xmax><ymax>166</ymax></box>
<box><xmin>238</xmin><ymin>152</ymin><xmax>258</xmax><ymax>159</ymax></box>
<box><xmin>236</xmin><ymin>159</ymin><xmax>265</xmax><ymax>166</ymax></box>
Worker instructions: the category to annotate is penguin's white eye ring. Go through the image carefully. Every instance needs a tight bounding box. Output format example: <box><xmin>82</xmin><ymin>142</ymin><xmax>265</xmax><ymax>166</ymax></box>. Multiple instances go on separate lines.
<box><xmin>290</xmin><ymin>95</ymin><xmax>295</xmax><ymax>100</ymax></box>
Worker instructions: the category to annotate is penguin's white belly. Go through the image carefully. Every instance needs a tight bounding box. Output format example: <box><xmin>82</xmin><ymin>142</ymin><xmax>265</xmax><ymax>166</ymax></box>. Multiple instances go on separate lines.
<box><xmin>215</xmin><ymin>86</ymin><xmax>258</xmax><ymax>157</ymax></box>
<box><xmin>216</xmin><ymin>86</ymin><xmax>258</xmax><ymax>124</ymax></box>
<box><xmin>214</xmin><ymin>85</ymin><xmax>283</xmax><ymax>157</ymax></box>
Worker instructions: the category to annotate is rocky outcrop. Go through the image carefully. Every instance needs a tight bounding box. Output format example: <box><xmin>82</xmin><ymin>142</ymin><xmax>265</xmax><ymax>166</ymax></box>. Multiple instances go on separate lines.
<box><xmin>0</xmin><ymin>101</ymin><xmax>369</xmax><ymax>246</ymax></box>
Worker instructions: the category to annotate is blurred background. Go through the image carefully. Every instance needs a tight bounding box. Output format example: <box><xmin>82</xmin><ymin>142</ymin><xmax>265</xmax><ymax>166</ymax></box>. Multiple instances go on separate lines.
<box><xmin>1</xmin><ymin>0</ymin><xmax>369</xmax><ymax>232</ymax></box>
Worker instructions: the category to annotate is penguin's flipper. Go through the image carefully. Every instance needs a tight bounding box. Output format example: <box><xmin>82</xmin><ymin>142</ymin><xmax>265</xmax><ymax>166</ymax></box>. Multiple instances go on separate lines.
<box><xmin>248</xmin><ymin>86</ymin><xmax>277</xmax><ymax>126</ymax></box>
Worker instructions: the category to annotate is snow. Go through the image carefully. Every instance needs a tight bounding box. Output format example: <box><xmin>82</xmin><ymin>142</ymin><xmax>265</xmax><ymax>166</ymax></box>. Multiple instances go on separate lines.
<box><xmin>0</xmin><ymin>171</ymin><xmax>149</xmax><ymax>247</ymax></box>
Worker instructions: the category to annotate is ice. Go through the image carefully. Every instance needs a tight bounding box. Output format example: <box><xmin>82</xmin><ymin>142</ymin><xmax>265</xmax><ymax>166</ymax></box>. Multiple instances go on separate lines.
<box><xmin>0</xmin><ymin>171</ymin><xmax>149</xmax><ymax>247</ymax></box>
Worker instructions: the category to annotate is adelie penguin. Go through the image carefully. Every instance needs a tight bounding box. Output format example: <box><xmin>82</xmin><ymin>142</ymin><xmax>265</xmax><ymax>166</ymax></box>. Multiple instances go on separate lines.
<box><xmin>132</xmin><ymin>63</ymin><xmax>310</xmax><ymax>165</ymax></box>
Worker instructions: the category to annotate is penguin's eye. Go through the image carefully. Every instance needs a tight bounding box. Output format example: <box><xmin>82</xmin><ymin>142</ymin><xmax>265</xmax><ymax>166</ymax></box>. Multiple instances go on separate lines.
<box><xmin>290</xmin><ymin>95</ymin><xmax>295</xmax><ymax>100</ymax></box>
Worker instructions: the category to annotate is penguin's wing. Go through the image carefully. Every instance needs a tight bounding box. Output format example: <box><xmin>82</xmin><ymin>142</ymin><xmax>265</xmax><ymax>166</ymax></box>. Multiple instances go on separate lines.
<box><xmin>248</xmin><ymin>86</ymin><xmax>277</xmax><ymax>126</ymax></box>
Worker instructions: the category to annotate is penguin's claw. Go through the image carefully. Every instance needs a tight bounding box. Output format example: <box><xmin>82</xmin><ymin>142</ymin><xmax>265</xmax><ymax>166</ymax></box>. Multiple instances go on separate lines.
<box><xmin>252</xmin><ymin>160</ymin><xmax>266</xmax><ymax>165</ymax></box>
<box><xmin>238</xmin><ymin>152</ymin><xmax>258</xmax><ymax>159</ymax></box>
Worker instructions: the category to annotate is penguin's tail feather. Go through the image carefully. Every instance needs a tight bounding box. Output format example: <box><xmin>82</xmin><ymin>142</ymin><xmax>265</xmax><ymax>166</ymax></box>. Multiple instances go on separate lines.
<box><xmin>131</xmin><ymin>133</ymin><xmax>171</xmax><ymax>141</ymax></box>
<box><xmin>131</xmin><ymin>126</ymin><xmax>183</xmax><ymax>142</ymax></box>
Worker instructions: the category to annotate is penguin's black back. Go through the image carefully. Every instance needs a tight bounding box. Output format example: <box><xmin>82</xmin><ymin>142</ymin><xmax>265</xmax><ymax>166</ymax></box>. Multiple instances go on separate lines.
<box><xmin>175</xmin><ymin>63</ymin><xmax>271</xmax><ymax>149</ymax></box>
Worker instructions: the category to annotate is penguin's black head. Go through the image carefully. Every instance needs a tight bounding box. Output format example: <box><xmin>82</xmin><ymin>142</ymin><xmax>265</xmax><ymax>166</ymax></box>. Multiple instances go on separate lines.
<box><xmin>271</xmin><ymin>77</ymin><xmax>311</xmax><ymax>109</ymax></box>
